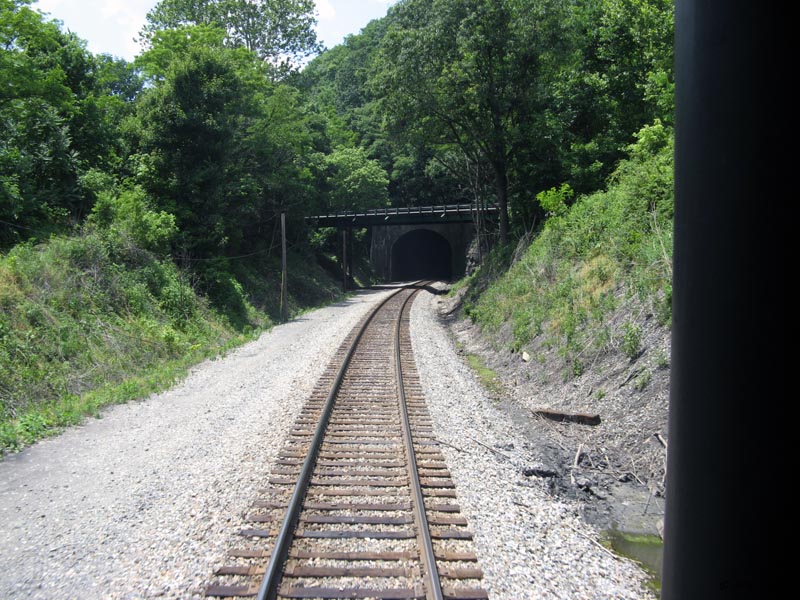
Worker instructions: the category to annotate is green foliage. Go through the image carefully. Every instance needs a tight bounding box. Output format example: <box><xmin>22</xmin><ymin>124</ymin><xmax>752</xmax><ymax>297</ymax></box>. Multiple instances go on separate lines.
<box><xmin>89</xmin><ymin>187</ymin><xmax>177</xmax><ymax>254</ymax></box>
<box><xmin>363</xmin><ymin>0</ymin><xmax>673</xmax><ymax>238</ymax></box>
<box><xmin>136</xmin><ymin>24</ymin><xmax>229</xmax><ymax>80</ymax></box>
<box><xmin>1</xmin><ymin>0</ymin><xmax>139</xmax><ymax>247</ymax></box>
<box><xmin>0</xmin><ymin>229</ymin><xmax>253</xmax><ymax>448</ymax></box>
<box><xmin>465</xmin><ymin>354</ymin><xmax>503</xmax><ymax>399</ymax></box>
<box><xmin>132</xmin><ymin>42</ymin><xmax>317</xmax><ymax>274</ymax></box>
<box><xmin>325</xmin><ymin>147</ymin><xmax>389</xmax><ymax>211</ymax></box>
<box><xmin>374</xmin><ymin>0</ymin><xmax>573</xmax><ymax>240</ymax></box>
<box><xmin>621</xmin><ymin>323</ymin><xmax>643</xmax><ymax>360</ymax></box>
<box><xmin>463</xmin><ymin>122</ymin><xmax>674</xmax><ymax>365</ymax></box>
<box><xmin>537</xmin><ymin>184</ymin><xmax>574</xmax><ymax>217</ymax></box>
<box><xmin>0</xmin><ymin>220</ymin><xmax>346</xmax><ymax>455</ymax></box>
<box><xmin>135</xmin><ymin>46</ymin><xmax>263</xmax><ymax>255</ymax></box>
<box><xmin>140</xmin><ymin>0</ymin><xmax>320</xmax><ymax>79</ymax></box>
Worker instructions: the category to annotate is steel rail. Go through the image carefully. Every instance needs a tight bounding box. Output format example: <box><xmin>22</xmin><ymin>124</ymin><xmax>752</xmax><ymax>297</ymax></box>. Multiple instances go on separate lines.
<box><xmin>395</xmin><ymin>283</ymin><xmax>444</xmax><ymax>600</ymax></box>
<box><xmin>255</xmin><ymin>284</ymin><xmax>410</xmax><ymax>600</ymax></box>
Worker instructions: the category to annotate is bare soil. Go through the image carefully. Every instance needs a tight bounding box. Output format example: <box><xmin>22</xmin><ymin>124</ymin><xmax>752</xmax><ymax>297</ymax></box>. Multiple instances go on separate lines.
<box><xmin>439</xmin><ymin>285</ymin><xmax>670</xmax><ymax>537</ymax></box>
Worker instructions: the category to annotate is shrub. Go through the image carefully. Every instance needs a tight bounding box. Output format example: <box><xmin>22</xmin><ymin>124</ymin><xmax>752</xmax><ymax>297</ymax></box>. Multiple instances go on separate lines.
<box><xmin>621</xmin><ymin>322</ymin><xmax>643</xmax><ymax>360</ymax></box>
<box><xmin>89</xmin><ymin>187</ymin><xmax>177</xmax><ymax>255</ymax></box>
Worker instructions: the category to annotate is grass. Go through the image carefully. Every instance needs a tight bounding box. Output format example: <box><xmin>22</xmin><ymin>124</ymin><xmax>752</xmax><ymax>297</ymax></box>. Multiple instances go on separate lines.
<box><xmin>460</xmin><ymin>121</ymin><xmax>674</xmax><ymax>369</ymax></box>
<box><xmin>465</xmin><ymin>353</ymin><xmax>504</xmax><ymax>398</ymax></box>
<box><xmin>0</xmin><ymin>225</ymin><xmax>344</xmax><ymax>456</ymax></box>
<box><xmin>0</xmin><ymin>335</ymin><xmax>249</xmax><ymax>451</ymax></box>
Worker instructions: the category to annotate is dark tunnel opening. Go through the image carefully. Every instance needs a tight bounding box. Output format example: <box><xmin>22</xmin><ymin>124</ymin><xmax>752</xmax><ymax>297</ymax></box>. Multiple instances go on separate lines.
<box><xmin>391</xmin><ymin>229</ymin><xmax>453</xmax><ymax>281</ymax></box>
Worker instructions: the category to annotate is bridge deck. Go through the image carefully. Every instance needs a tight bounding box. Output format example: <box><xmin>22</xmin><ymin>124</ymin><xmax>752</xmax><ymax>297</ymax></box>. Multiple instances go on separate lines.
<box><xmin>306</xmin><ymin>204</ymin><xmax>498</xmax><ymax>227</ymax></box>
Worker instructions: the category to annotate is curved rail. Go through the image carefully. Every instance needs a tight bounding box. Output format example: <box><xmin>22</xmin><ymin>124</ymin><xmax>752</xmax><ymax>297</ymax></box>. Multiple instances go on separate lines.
<box><xmin>204</xmin><ymin>281</ymin><xmax>487</xmax><ymax>599</ymax></box>
<box><xmin>255</xmin><ymin>284</ymin><xmax>412</xmax><ymax>600</ymax></box>
<box><xmin>395</xmin><ymin>287</ymin><xmax>444</xmax><ymax>600</ymax></box>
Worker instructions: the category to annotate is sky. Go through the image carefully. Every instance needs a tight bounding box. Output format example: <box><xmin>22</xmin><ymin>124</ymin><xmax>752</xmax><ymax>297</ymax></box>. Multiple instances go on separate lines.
<box><xmin>32</xmin><ymin>0</ymin><xmax>398</xmax><ymax>61</ymax></box>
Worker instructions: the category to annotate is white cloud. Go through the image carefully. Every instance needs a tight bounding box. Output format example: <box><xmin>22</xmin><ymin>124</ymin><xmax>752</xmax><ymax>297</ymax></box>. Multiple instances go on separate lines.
<box><xmin>315</xmin><ymin>0</ymin><xmax>336</xmax><ymax>21</ymax></box>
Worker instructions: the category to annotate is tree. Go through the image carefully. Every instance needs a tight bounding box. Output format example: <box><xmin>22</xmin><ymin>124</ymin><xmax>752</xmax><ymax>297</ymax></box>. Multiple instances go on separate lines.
<box><xmin>134</xmin><ymin>46</ymin><xmax>260</xmax><ymax>257</ymax></box>
<box><xmin>133</xmin><ymin>39</ymin><xmax>315</xmax><ymax>261</ymax></box>
<box><xmin>324</xmin><ymin>147</ymin><xmax>389</xmax><ymax>211</ymax></box>
<box><xmin>374</xmin><ymin>0</ymin><xmax>573</xmax><ymax>243</ymax></box>
<box><xmin>1</xmin><ymin>0</ymin><xmax>127</xmax><ymax>246</ymax></box>
<box><xmin>549</xmin><ymin>0</ymin><xmax>675</xmax><ymax>193</ymax></box>
<box><xmin>136</xmin><ymin>24</ymin><xmax>229</xmax><ymax>80</ymax></box>
<box><xmin>140</xmin><ymin>0</ymin><xmax>320</xmax><ymax>78</ymax></box>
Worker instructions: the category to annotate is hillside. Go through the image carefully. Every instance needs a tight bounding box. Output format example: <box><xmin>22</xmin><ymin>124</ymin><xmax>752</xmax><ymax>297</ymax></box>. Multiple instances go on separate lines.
<box><xmin>0</xmin><ymin>194</ymin><xmax>343</xmax><ymax>454</ymax></box>
<box><xmin>445</xmin><ymin>122</ymin><xmax>673</xmax><ymax>539</ymax></box>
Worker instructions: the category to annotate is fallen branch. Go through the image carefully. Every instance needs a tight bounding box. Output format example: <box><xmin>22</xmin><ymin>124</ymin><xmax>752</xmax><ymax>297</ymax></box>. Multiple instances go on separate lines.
<box><xmin>466</xmin><ymin>435</ymin><xmax>513</xmax><ymax>460</ymax></box>
<box><xmin>570</xmin><ymin>443</ymin><xmax>584</xmax><ymax>485</ymax></box>
<box><xmin>437</xmin><ymin>439</ymin><xmax>466</xmax><ymax>453</ymax></box>
<box><xmin>572</xmin><ymin>443</ymin><xmax>584</xmax><ymax>469</ymax></box>
<box><xmin>532</xmin><ymin>408</ymin><xmax>601</xmax><ymax>426</ymax></box>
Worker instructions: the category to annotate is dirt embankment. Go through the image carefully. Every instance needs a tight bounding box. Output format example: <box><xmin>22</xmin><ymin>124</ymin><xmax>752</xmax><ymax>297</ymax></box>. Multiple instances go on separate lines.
<box><xmin>440</xmin><ymin>285</ymin><xmax>670</xmax><ymax>536</ymax></box>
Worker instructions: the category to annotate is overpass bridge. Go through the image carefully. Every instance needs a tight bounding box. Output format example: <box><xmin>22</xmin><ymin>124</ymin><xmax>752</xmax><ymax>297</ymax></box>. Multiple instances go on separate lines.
<box><xmin>306</xmin><ymin>204</ymin><xmax>497</xmax><ymax>282</ymax></box>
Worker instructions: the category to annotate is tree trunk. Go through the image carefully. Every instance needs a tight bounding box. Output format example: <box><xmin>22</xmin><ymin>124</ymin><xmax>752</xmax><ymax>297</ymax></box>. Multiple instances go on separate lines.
<box><xmin>493</xmin><ymin>162</ymin><xmax>510</xmax><ymax>245</ymax></box>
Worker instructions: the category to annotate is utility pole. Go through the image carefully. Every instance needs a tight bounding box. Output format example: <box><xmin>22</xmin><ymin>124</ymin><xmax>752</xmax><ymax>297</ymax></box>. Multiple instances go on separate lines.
<box><xmin>280</xmin><ymin>212</ymin><xmax>288</xmax><ymax>323</ymax></box>
<box><xmin>341</xmin><ymin>228</ymin><xmax>348</xmax><ymax>292</ymax></box>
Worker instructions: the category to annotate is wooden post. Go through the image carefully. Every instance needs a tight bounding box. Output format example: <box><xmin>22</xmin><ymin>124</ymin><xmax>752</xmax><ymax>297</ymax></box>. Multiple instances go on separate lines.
<box><xmin>280</xmin><ymin>212</ymin><xmax>288</xmax><ymax>323</ymax></box>
<box><xmin>341</xmin><ymin>227</ymin><xmax>348</xmax><ymax>292</ymax></box>
<box><xmin>346</xmin><ymin>228</ymin><xmax>353</xmax><ymax>285</ymax></box>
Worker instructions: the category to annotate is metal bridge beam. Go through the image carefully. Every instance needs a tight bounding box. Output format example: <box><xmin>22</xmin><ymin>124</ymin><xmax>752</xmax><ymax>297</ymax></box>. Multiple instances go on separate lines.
<box><xmin>306</xmin><ymin>204</ymin><xmax>497</xmax><ymax>228</ymax></box>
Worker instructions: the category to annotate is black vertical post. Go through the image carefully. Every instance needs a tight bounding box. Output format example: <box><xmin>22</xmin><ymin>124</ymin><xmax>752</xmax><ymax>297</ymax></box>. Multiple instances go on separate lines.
<box><xmin>665</xmin><ymin>3</ymin><xmax>775</xmax><ymax>599</ymax></box>
<box><xmin>280</xmin><ymin>212</ymin><xmax>288</xmax><ymax>323</ymax></box>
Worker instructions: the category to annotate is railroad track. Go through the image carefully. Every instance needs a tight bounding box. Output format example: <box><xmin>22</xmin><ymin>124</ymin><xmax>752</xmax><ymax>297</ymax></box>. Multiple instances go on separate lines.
<box><xmin>205</xmin><ymin>283</ymin><xmax>487</xmax><ymax>600</ymax></box>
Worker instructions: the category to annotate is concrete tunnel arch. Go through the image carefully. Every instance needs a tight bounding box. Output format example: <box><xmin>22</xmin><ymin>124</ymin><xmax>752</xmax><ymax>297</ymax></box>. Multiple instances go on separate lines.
<box><xmin>391</xmin><ymin>229</ymin><xmax>453</xmax><ymax>281</ymax></box>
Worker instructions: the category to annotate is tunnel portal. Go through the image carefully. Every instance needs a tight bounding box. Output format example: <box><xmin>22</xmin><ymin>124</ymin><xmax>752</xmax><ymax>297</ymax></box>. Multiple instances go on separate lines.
<box><xmin>391</xmin><ymin>229</ymin><xmax>453</xmax><ymax>281</ymax></box>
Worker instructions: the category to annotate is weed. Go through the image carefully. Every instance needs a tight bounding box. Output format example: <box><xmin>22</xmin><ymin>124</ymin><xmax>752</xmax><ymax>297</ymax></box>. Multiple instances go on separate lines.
<box><xmin>465</xmin><ymin>354</ymin><xmax>503</xmax><ymax>398</ymax></box>
<box><xmin>621</xmin><ymin>322</ymin><xmax>643</xmax><ymax>360</ymax></box>
<box><xmin>634</xmin><ymin>370</ymin><xmax>652</xmax><ymax>391</ymax></box>
<box><xmin>571</xmin><ymin>358</ymin><xmax>584</xmax><ymax>378</ymax></box>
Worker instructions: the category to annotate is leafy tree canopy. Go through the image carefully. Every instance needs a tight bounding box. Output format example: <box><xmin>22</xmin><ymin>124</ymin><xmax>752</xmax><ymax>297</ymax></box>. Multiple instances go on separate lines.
<box><xmin>324</xmin><ymin>147</ymin><xmax>389</xmax><ymax>211</ymax></box>
<box><xmin>1</xmin><ymin>0</ymin><xmax>139</xmax><ymax>246</ymax></box>
<box><xmin>140</xmin><ymin>0</ymin><xmax>321</xmax><ymax>79</ymax></box>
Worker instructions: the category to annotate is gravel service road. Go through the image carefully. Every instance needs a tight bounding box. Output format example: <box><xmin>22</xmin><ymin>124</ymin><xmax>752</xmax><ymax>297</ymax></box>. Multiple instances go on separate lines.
<box><xmin>1</xmin><ymin>283</ymin><xmax>651</xmax><ymax>599</ymax></box>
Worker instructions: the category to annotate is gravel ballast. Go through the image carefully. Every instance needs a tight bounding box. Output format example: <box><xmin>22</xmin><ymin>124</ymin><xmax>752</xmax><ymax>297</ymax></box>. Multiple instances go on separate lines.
<box><xmin>0</xmin><ymin>288</ymin><xmax>395</xmax><ymax>599</ymax></box>
<box><xmin>410</xmin><ymin>284</ymin><xmax>653</xmax><ymax>599</ymax></box>
<box><xmin>1</xmin><ymin>283</ymin><xmax>652</xmax><ymax>599</ymax></box>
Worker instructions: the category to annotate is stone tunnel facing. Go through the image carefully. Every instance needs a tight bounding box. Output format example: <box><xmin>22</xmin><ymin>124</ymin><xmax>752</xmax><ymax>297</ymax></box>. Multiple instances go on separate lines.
<box><xmin>391</xmin><ymin>229</ymin><xmax>453</xmax><ymax>281</ymax></box>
